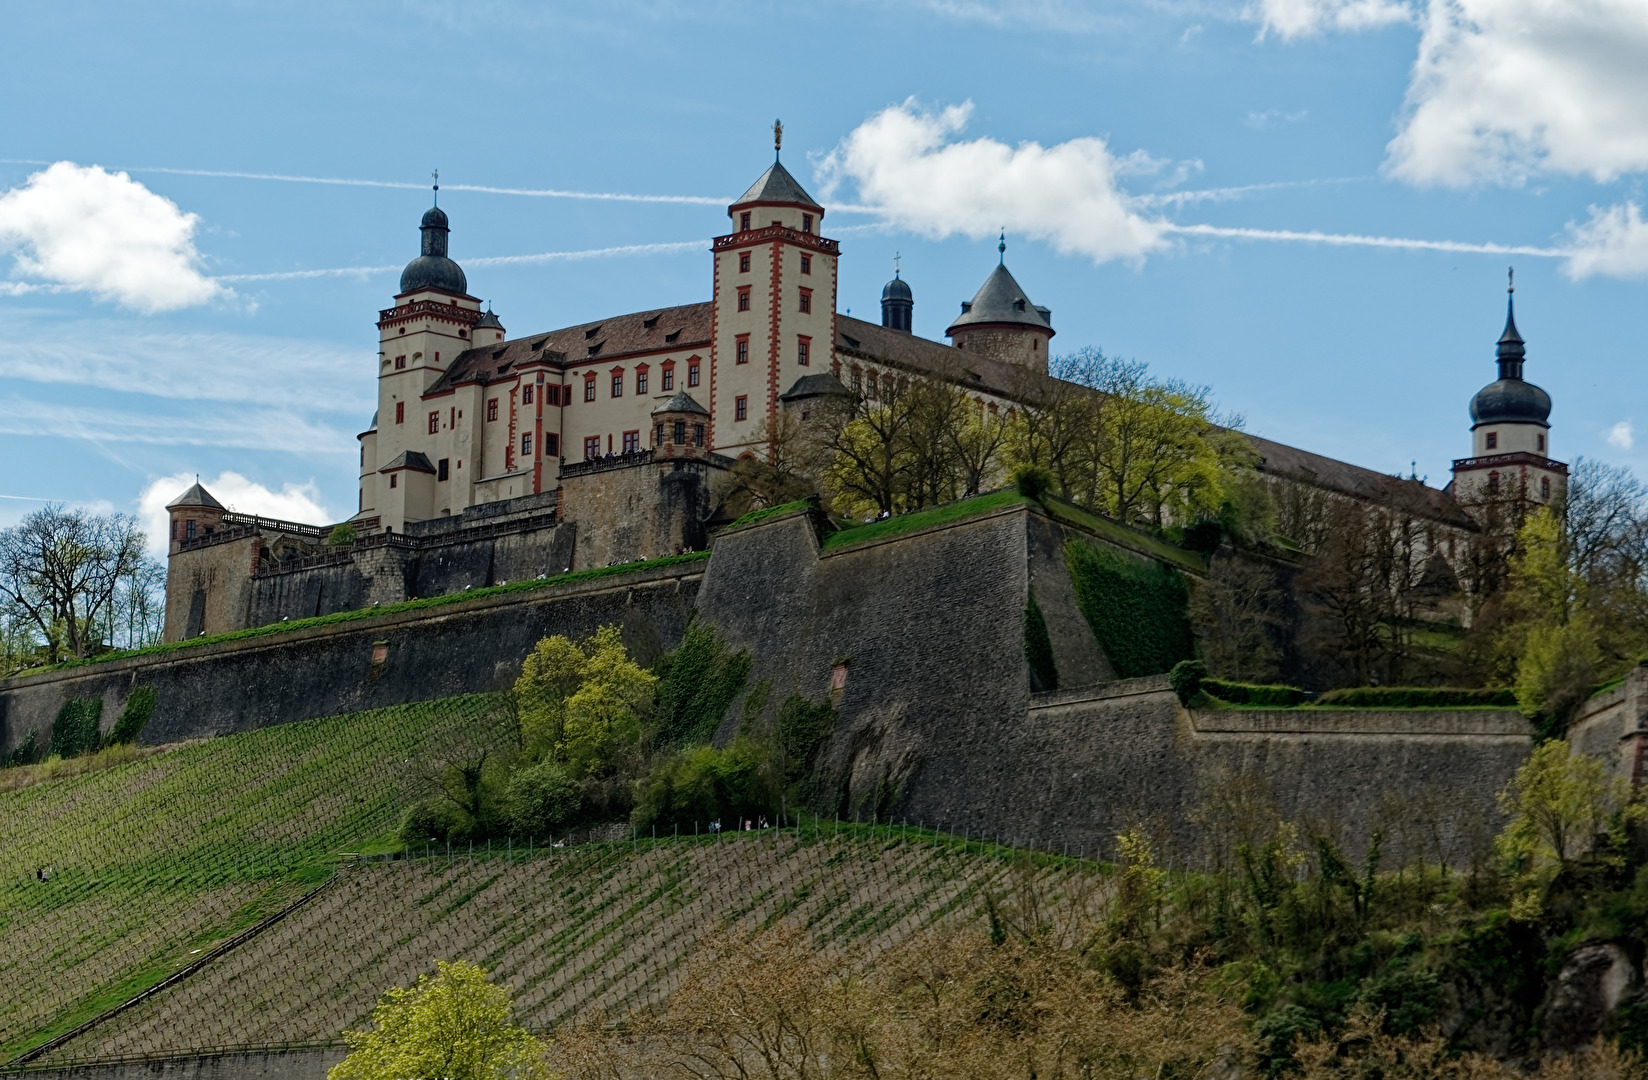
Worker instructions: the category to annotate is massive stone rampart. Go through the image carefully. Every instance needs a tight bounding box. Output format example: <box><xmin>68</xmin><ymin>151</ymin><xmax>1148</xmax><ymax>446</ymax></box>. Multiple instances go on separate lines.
<box><xmin>0</xmin><ymin>563</ymin><xmax>700</xmax><ymax>758</ymax></box>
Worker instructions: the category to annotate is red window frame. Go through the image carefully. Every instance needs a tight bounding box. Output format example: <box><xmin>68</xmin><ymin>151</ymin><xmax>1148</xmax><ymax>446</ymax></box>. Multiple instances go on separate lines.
<box><xmin>737</xmin><ymin>287</ymin><xmax>751</xmax><ymax>312</ymax></box>
<box><xmin>610</xmin><ymin>369</ymin><xmax>624</xmax><ymax>398</ymax></box>
<box><xmin>797</xmin><ymin>335</ymin><xmax>811</xmax><ymax>366</ymax></box>
<box><xmin>546</xmin><ymin>433</ymin><xmax>559</xmax><ymax>457</ymax></box>
<box><xmin>798</xmin><ymin>287</ymin><xmax>812</xmax><ymax>314</ymax></box>
<box><xmin>622</xmin><ymin>430</ymin><xmax>640</xmax><ymax>454</ymax></box>
<box><xmin>735</xmin><ymin>395</ymin><xmax>748</xmax><ymax>421</ymax></box>
<box><xmin>394</xmin><ymin>355</ymin><xmax>406</xmax><ymax>370</ymax></box>
<box><xmin>735</xmin><ymin>335</ymin><xmax>750</xmax><ymax>365</ymax></box>
<box><xmin>636</xmin><ymin>365</ymin><xmax>649</xmax><ymax>395</ymax></box>
<box><xmin>584</xmin><ymin>436</ymin><xmax>600</xmax><ymax>460</ymax></box>
<box><xmin>583</xmin><ymin>374</ymin><xmax>597</xmax><ymax>402</ymax></box>
<box><xmin>1485</xmin><ymin>432</ymin><xmax>1497</xmax><ymax>449</ymax></box>
<box><xmin>395</xmin><ymin>401</ymin><xmax>405</xmax><ymax>424</ymax></box>
<box><xmin>522</xmin><ymin>386</ymin><xmax>534</xmax><ymax>405</ymax></box>
<box><xmin>486</xmin><ymin>398</ymin><xmax>498</xmax><ymax>422</ymax></box>
<box><xmin>428</xmin><ymin>411</ymin><xmax>439</xmax><ymax>435</ymax></box>
<box><xmin>521</xmin><ymin>433</ymin><xmax>533</xmax><ymax>456</ymax></box>
<box><xmin>800</xmin><ymin>255</ymin><xmax>811</xmax><ymax>275</ymax></box>
<box><xmin>662</xmin><ymin>362</ymin><xmax>675</xmax><ymax>391</ymax></box>
<box><xmin>688</xmin><ymin>360</ymin><xmax>700</xmax><ymax>387</ymax></box>
<box><xmin>739</xmin><ymin>251</ymin><xmax>751</xmax><ymax>273</ymax></box>
<box><xmin>802</xmin><ymin>213</ymin><xmax>813</xmax><ymax>234</ymax></box>
<box><xmin>740</xmin><ymin>211</ymin><xmax>751</xmax><ymax>231</ymax></box>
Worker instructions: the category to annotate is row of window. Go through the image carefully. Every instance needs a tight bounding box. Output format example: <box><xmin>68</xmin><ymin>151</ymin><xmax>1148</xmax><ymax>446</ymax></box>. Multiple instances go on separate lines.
<box><xmin>735</xmin><ymin>251</ymin><xmax>813</xmax><ymax>275</ymax></box>
<box><xmin>1482</xmin><ymin>431</ymin><xmax>1546</xmax><ymax>452</ymax></box>
<box><xmin>736</xmin><ymin>286</ymin><xmax>813</xmax><ymax>313</ymax></box>
<box><xmin>738</xmin><ymin>211</ymin><xmax>814</xmax><ymax>234</ymax></box>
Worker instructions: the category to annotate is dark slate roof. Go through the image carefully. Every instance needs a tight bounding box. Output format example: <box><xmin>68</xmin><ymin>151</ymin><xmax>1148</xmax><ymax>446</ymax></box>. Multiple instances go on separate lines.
<box><xmin>780</xmin><ymin>373</ymin><xmax>853</xmax><ymax>401</ymax></box>
<box><xmin>1471</xmin><ymin>379</ymin><xmax>1551</xmax><ymax>427</ymax></box>
<box><xmin>380</xmin><ymin>450</ymin><xmax>436</xmax><ymax>474</ymax></box>
<box><xmin>733</xmin><ymin>161</ymin><xmax>821</xmax><ymax>210</ymax></box>
<box><xmin>427</xmin><ymin>302</ymin><xmax>713</xmax><ymax>393</ymax></box>
<box><xmin>473</xmin><ymin>309</ymin><xmax>503</xmax><ymax>329</ymax></box>
<box><xmin>400</xmin><ymin>255</ymin><xmax>468</xmax><ymax>296</ymax></box>
<box><xmin>421</xmin><ymin>206</ymin><xmax>449</xmax><ymax>230</ymax></box>
<box><xmin>947</xmin><ymin>264</ymin><xmax>1053</xmax><ymax>335</ymax></box>
<box><xmin>1245</xmin><ymin>436</ymin><xmax>1477</xmax><ymax>528</ymax></box>
<box><xmin>881</xmin><ymin>274</ymin><xmax>912</xmax><ymax>302</ymax></box>
<box><xmin>165</xmin><ymin>482</ymin><xmax>224</xmax><ymax>511</ymax></box>
<box><xmin>652</xmin><ymin>390</ymin><xmax>709</xmax><ymax>416</ymax></box>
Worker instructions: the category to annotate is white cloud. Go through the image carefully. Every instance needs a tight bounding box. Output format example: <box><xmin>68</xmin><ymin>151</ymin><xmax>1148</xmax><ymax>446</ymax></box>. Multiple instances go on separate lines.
<box><xmin>817</xmin><ymin>101</ymin><xmax>1170</xmax><ymax>264</ymax></box>
<box><xmin>0</xmin><ymin>162</ymin><xmax>225</xmax><ymax>312</ymax></box>
<box><xmin>1252</xmin><ymin>0</ymin><xmax>1412</xmax><ymax>39</ymax></box>
<box><xmin>1607</xmin><ymin>420</ymin><xmax>1635</xmax><ymax>450</ymax></box>
<box><xmin>137</xmin><ymin>471</ymin><xmax>333</xmax><ymax>561</ymax></box>
<box><xmin>1386</xmin><ymin>0</ymin><xmax>1648</xmax><ymax>186</ymax></box>
<box><xmin>1562</xmin><ymin>202</ymin><xmax>1648</xmax><ymax>279</ymax></box>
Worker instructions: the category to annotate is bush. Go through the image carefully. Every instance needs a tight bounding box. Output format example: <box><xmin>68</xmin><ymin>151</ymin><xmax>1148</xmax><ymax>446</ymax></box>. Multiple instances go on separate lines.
<box><xmin>399</xmin><ymin>799</ymin><xmax>461</xmax><ymax>847</ymax></box>
<box><xmin>1065</xmin><ymin>539</ymin><xmax>1194</xmax><ymax>679</ymax></box>
<box><xmin>775</xmin><ymin>694</ymin><xmax>835</xmax><ymax>793</ymax></box>
<box><xmin>1013</xmin><ymin>464</ymin><xmax>1054</xmax><ymax>502</ymax></box>
<box><xmin>1313</xmin><ymin>686</ymin><xmax>1517</xmax><ymax>709</ymax></box>
<box><xmin>653</xmin><ymin>620</ymin><xmax>751</xmax><ymax>748</ymax></box>
<box><xmin>631</xmin><ymin>738</ymin><xmax>772</xmax><ymax>834</ymax></box>
<box><xmin>4</xmin><ymin>732</ymin><xmax>39</xmax><ymax>768</ymax></box>
<box><xmin>1358</xmin><ymin>969</ymin><xmax>1440</xmax><ymax>1036</ymax></box>
<box><xmin>109</xmin><ymin>685</ymin><xmax>157</xmax><ymax>745</ymax></box>
<box><xmin>1169</xmin><ymin>659</ymin><xmax>1206</xmax><ymax>705</ymax></box>
<box><xmin>1254</xmin><ymin>1004</ymin><xmax>1322</xmax><ymax>1076</ymax></box>
<box><xmin>1201</xmin><ymin>679</ymin><xmax>1309</xmax><ymax>708</ymax></box>
<box><xmin>50</xmin><ymin>697</ymin><xmax>103</xmax><ymax>759</ymax></box>
<box><xmin>505</xmin><ymin>759</ymin><xmax>580</xmax><ymax>837</ymax></box>
<box><xmin>326</xmin><ymin>523</ymin><xmax>358</xmax><ymax>547</ymax></box>
<box><xmin>1023</xmin><ymin>595</ymin><xmax>1059</xmax><ymax>692</ymax></box>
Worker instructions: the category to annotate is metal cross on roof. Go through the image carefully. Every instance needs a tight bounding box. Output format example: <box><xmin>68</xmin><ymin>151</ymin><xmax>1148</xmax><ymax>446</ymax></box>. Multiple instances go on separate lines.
<box><xmin>773</xmin><ymin>119</ymin><xmax>783</xmax><ymax>161</ymax></box>
<box><xmin>893</xmin><ymin>251</ymin><xmax>902</xmax><ymax>277</ymax></box>
<box><xmin>432</xmin><ymin>169</ymin><xmax>439</xmax><ymax>206</ymax></box>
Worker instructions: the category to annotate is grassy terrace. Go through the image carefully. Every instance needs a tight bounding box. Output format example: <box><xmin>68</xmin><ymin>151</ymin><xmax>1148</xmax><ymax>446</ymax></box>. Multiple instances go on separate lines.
<box><xmin>16</xmin><ymin>552</ymin><xmax>709</xmax><ymax>678</ymax></box>
<box><xmin>0</xmin><ymin>696</ymin><xmax>513</xmax><ymax>1059</ymax></box>
<box><xmin>821</xmin><ymin>490</ymin><xmax>1031</xmax><ymax>551</ymax></box>
<box><xmin>1040</xmin><ymin>497</ymin><xmax>1208</xmax><ymax>573</ymax></box>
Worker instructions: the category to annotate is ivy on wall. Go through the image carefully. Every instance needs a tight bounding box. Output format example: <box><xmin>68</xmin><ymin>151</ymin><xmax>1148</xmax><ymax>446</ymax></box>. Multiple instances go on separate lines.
<box><xmin>1064</xmin><ymin>539</ymin><xmax>1194</xmax><ymax>679</ymax></box>
<box><xmin>49</xmin><ymin>697</ymin><xmax>103</xmax><ymax>759</ymax></box>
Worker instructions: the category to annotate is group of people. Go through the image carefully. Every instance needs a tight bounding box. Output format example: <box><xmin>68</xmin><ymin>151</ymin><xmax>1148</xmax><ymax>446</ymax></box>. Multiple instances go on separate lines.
<box><xmin>706</xmin><ymin>816</ymin><xmax>770</xmax><ymax>833</ymax></box>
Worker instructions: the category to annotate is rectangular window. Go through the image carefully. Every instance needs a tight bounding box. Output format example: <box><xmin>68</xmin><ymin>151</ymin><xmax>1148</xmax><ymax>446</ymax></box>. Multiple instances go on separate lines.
<box><xmin>739</xmin><ymin>252</ymin><xmax>751</xmax><ymax>273</ymax></box>
<box><xmin>1537</xmin><ymin>433</ymin><xmax>1545</xmax><ymax>452</ymax></box>
<box><xmin>798</xmin><ymin>288</ymin><xmax>812</xmax><ymax>314</ymax></box>
<box><xmin>522</xmin><ymin>433</ymin><xmax>533</xmax><ymax>457</ymax></box>
<box><xmin>611</xmin><ymin>372</ymin><xmax>623</xmax><ymax>398</ymax></box>
<box><xmin>395</xmin><ymin>401</ymin><xmax>405</xmax><ymax>424</ymax></box>
<box><xmin>688</xmin><ymin>361</ymin><xmax>700</xmax><ymax>387</ymax></box>
<box><xmin>584</xmin><ymin>377</ymin><xmax>597</xmax><ymax>402</ymax></box>
<box><xmin>546</xmin><ymin>433</ymin><xmax>559</xmax><ymax>457</ymax></box>
<box><xmin>662</xmin><ymin>367</ymin><xmax>674</xmax><ymax>391</ymax></box>
<box><xmin>637</xmin><ymin>370</ymin><xmax>648</xmax><ymax>394</ymax></box>
<box><xmin>740</xmin><ymin>211</ymin><xmax>751</xmax><ymax>231</ymax></box>
<box><xmin>623</xmin><ymin>430</ymin><xmax>640</xmax><ymax>454</ymax></box>
<box><xmin>737</xmin><ymin>287</ymin><xmax>751</xmax><ymax>312</ymax></box>
<box><xmin>584</xmin><ymin>436</ymin><xmax>600</xmax><ymax>460</ymax></box>
<box><xmin>673</xmin><ymin>420</ymin><xmax>686</xmax><ymax>444</ymax></box>
<box><xmin>437</xmin><ymin>458</ymin><xmax>449</xmax><ymax>481</ymax></box>
<box><xmin>523</xmin><ymin>385</ymin><xmax>534</xmax><ymax>404</ymax></box>
<box><xmin>394</xmin><ymin>355</ymin><xmax>406</xmax><ymax>370</ymax></box>
<box><xmin>735</xmin><ymin>395</ymin><xmax>748</xmax><ymax>421</ymax></box>
<box><xmin>736</xmin><ymin>336</ymin><xmax>749</xmax><ymax>364</ymax></box>
<box><xmin>797</xmin><ymin>335</ymin><xmax>811</xmax><ymax>366</ymax></box>
<box><xmin>693</xmin><ymin>422</ymin><xmax>705</xmax><ymax>446</ymax></box>
<box><xmin>390</xmin><ymin>473</ymin><xmax>397</xmax><ymax>489</ymax></box>
<box><xmin>428</xmin><ymin>411</ymin><xmax>440</xmax><ymax>435</ymax></box>
<box><xmin>1486</xmin><ymin>432</ymin><xmax>1497</xmax><ymax>449</ymax></box>
<box><xmin>800</xmin><ymin>255</ymin><xmax>811</xmax><ymax>274</ymax></box>
<box><xmin>487</xmin><ymin>398</ymin><xmax>499</xmax><ymax>421</ymax></box>
<box><xmin>802</xmin><ymin>214</ymin><xmax>813</xmax><ymax>234</ymax></box>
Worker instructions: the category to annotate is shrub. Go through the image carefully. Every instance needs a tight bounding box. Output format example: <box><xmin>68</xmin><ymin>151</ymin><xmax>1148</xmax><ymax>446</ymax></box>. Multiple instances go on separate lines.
<box><xmin>399</xmin><ymin>800</ymin><xmax>461</xmax><ymax>847</ymax></box>
<box><xmin>1065</xmin><ymin>539</ymin><xmax>1194</xmax><ymax>679</ymax></box>
<box><xmin>1023</xmin><ymin>595</ymin><xmax>1059</xmax><ymax>692</ymax></box>
<box><xmin>1201</xmin><ymin>679</ymin><xmax>1309</xmax><ymax>708</ymax></box>
<box><xmin>504</xmin><ymin>759</ymin><xmax>580</xmax><ymax>837</ymax></box>
<box><xmin>631</xmin><ymin>738</ymin><xmax>772</xmax><ymax>834</ymax></box>
<box><xmin>1358</xmin><ymin>969</ymin><xmax>1440</xmax><ymax>1037</ymax></box>
<box><xmin>1013</xmin><ymin>464</ymin><xmax>1054</xmax><ymax>502</ymax></box>
<box><xmin>776</xmin><ymin>693</ymin><xmax>835</xmax><ymax>792</ymax></box>
<box><xmin>1169</xmin><ymin>659</ymin><xmax>1206</xmax><ymax>705</ymax></box>
<box><xmin>326</xmin><ymin>523</ymin><xmax>358</xmax><ymax>547</ymax></box>
<box><xmin>1254</xmin><ymin>1004</ymin><xmax>1321</xmax><ymax>1076</ymax></box>
<box><xmin>49</xmin><ymin>697</ymin><xmax>103</xmax><ymax>759</ymax></box>
<box><xmin>109</xmin><ymin>685</ymin><xmax>157</xmax><ymax>745</ymax></box>
<box><xmin>1313</xmin><ymin>686</ymin><xmax>1517</xmax><ymax>709</ymax></box>
<box><xmin>4</xmin><ymin>731</ymin><xmax>39</xmax><ymax>768</ymax></box>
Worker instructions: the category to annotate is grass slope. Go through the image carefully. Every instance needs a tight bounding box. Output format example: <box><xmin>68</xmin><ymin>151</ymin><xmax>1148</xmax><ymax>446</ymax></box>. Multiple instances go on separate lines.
<box><xmin>0</xmin><ymin>696</ymin><xmax>513</xmax><ymax>1059</ymax></box>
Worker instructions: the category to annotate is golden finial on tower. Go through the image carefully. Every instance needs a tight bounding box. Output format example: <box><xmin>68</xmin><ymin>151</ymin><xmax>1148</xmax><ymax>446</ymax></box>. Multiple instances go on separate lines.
<box><xmin>774</xmin><ymin>119</ymin><xmax>783</xmax><ymax>161</ymax></box>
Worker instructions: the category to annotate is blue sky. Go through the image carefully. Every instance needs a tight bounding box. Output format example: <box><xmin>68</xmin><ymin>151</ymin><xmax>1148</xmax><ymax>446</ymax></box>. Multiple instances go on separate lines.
<box><xmin>3</xmin><ymin>0</ymin><xmax>1647</xmax><ymax>551</ymax></box>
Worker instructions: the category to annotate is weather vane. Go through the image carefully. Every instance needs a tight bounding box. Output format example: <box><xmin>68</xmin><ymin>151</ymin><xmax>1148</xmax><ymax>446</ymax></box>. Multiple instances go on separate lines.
<box><xmin>893</xmin><ymin>251</ymin><xmax>902</xmax><ymax>277</ymax></box>
<box><xmin>773</xmin><ymin>119</ymin><xmax>783</xmax><ymax>161</ymax></box>
<box><xmin>432</xmin><ymin>168</ymin><xmax>440</xmax><ymax>206</ymax></box>
<box><xmin>998</xmin><ymin>230</ymin><xmax>1006</xmax><ymax>263</ymax></box>
<box><xmin>1507</xmin><ymin>265</ymin><xmax>1514</xmax><ymax>294</ymax></box>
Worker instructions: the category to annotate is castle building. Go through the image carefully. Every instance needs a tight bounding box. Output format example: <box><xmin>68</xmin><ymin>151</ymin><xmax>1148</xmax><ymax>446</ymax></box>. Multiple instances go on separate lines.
<box><xmin>162</xmin><ymin>138</ymin><xmax>1554</xmax><ymax>643</ymax></box>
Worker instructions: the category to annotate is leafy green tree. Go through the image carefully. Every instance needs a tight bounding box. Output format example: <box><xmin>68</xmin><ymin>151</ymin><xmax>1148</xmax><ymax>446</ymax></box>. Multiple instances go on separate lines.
<box><xmin>1501</xmin><ymin>508</ymin><xmax>1601</xmax><ymax>722</ymax></box>
<box><xmin>1496</xmin><ymin>740</ymin><xmax>1644</xmax><ymax>919</ymax></box>
<box><xmin>514</xmin><ymin>635</ymin><xmax>586</xmax><ymax>756</ymax></box>
<box><xmin>560</xmin><ymin>626</ymin><xmax>655</xmax><ymax>778</ymax></box>
<box><xmin>329</xmin><ymin>959</ymin><xmax>548</xmax><ymax>1080</ymax></box>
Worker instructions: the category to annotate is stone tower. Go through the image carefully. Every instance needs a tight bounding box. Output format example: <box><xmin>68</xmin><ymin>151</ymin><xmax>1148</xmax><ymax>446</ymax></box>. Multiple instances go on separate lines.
<box><xmin>946</xmin><ymin>236</ymin><xmax>1054</xmax><ymax>373</ymax></box>
<box><xmin>1451</xmin><ymin>274</ymin><xmax>1568</xmax><ymax>506</ymax></box>
<box><xmin>881</xmin><ymin>261</ymin><xmax>913</xmax><ymax>332</ymax></box>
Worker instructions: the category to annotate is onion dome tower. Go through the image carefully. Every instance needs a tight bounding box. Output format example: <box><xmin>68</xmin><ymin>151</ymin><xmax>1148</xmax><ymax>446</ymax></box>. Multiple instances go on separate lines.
<box><xmin>1451</xmin><ymin>270</ymin><xmax>1567</xmax><ymax>505</ymax></box>
<box><xmin>945</xmin><ymin>234</ymin><xmax>1054</xmax><ymax>372</ymax></box>
<box><xmin>398</xmin><ymin>204</ymin><xmax>468</xmax><ymax>297</ymax></box>
<box><xmin>881</xmin><ymin>254</ymin><xmax>913</xmax><ymax>332</ymax></box>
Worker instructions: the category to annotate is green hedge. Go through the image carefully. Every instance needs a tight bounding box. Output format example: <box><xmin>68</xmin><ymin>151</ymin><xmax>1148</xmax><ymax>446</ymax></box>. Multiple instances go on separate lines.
<box><xmin>1064</xmin><ymin>539</ymin><xmax>1194</xmax><ymax>679</ymax></box>
<box><xmin>1313</xmin><ymin>686</ymin><xmax>1517</xmax><ymax>709</ymax></box>
<box><xmin>1202</xmin><ymin>679</ymin><xmax>1310</xmax><ymax>708</ymax></box>
<box><xmin>50</xmin><ymin>697</ymin><xmax>103</xmax><ymax>758</ymax></box>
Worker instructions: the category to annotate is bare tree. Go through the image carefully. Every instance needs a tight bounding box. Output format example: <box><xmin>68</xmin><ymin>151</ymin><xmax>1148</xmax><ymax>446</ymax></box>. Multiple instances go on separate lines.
<box><xmin>0</xmin><ymin>505</ymin><xmax>153</xmax><ymax>663</ymax></box>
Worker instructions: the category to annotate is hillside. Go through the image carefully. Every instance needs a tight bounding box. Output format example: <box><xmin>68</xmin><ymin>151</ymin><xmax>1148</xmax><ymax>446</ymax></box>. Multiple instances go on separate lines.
<box><xmin>0</xmin><ymin>696</ymin><xmax>513</xmax><ymax>1059</ymax></box>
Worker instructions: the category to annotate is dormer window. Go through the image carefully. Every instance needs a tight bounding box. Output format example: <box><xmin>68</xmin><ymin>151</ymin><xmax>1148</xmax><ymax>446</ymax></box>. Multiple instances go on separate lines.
<box><xmin>643</xmin><ymin>315</ymin><xmax>659</xmax><ymax>329</ymax></box>
<box><xmin>1013</xmin><ymin>299</ymin><xmax>1026</xmax><ymax>312</ymax></box>
<box><xmin>665</xmin><ymin>330</ymin><xmax>681</xmax><ymax>344</ymax></box>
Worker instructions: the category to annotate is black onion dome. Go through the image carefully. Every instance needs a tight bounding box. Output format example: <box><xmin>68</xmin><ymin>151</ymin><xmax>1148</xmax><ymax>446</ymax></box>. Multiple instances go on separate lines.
<box><xmin>399</xmin><ymin>204</ymin><xmax>467</xmax><ymax>295</ymax></box>
<box><xmin>881</xmin><ymin>275</ymin><xmax>913</xmax><ymax>302</ymax></box>
<box><xmin>1471</xmin><ymin>379</ymin><xmax>1552</xmax><ymax>427</ymax></box>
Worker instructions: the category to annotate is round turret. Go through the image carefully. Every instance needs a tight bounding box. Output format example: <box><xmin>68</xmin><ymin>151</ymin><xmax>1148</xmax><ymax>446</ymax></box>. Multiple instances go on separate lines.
<box><xmin>881</xmin><ymin>268</ymin><xmax>913</xmax><ymax>332</ymax></box>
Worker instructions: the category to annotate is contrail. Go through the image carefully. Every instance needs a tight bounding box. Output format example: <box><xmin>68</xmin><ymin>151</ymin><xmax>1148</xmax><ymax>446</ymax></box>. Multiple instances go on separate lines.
<box><xmin>1135</xmin><ymin>176</ymin><xmax>1371</xmax><ymax>209</ymax></box>
<box><xmin>1165</xmin><ymin>223</ymin><xmax>1568</xmax><ymax>259</ymax></box>
<box><xmin>0</xmin><ymin>493</ymin><xmax>51</xmax><ymax>501</ymax></box>
<box><xmin>217</xmin><ymin>240</ymin><xmax>706</xmax><ymax>282</ymax></box>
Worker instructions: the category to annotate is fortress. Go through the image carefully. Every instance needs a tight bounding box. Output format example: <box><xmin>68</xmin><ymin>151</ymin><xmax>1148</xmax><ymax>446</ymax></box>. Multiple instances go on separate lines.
<box><xmin>160</xmin><ymin>140</ymin><xmax>1567</xmax><ymax>644</ymax></box>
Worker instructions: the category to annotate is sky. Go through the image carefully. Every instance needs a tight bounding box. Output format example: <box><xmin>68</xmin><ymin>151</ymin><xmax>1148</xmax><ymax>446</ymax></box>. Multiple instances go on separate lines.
<box><xmin>3</xmin><ymin>0</ymin><xmax>1648</xmax><ymax>556</ymax></box>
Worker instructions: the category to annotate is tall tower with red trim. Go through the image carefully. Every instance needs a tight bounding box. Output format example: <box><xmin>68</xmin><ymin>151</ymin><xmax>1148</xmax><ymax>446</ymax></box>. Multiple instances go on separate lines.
<box><xmin>362</xmin><ymin>182</ymin><xmax>484</xmax><ymax>528</ymax></box>
<box><xmin>708</xmin><ymin>123</ymin><xmax>839</xmax><ymax>456</ymax></box>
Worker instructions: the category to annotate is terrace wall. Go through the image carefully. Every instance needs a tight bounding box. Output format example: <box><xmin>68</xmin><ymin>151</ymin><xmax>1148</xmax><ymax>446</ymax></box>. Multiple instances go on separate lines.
<box><xmin>0</xmin><ymin>562</ymin><xmax>701</xmax><ymax>759</ymax></box>
<box><xmin>7</xmin><ymin>1048</ymin><xmax>343</xmax><ymax>1080</ymax></box>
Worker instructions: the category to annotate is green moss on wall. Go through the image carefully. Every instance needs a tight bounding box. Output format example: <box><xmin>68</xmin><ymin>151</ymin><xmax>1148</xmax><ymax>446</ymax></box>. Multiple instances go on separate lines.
<box><xmin>1064</xmin><ymin>539</ymin><xmax>1194</xmax><ymax>679</ymax></box>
